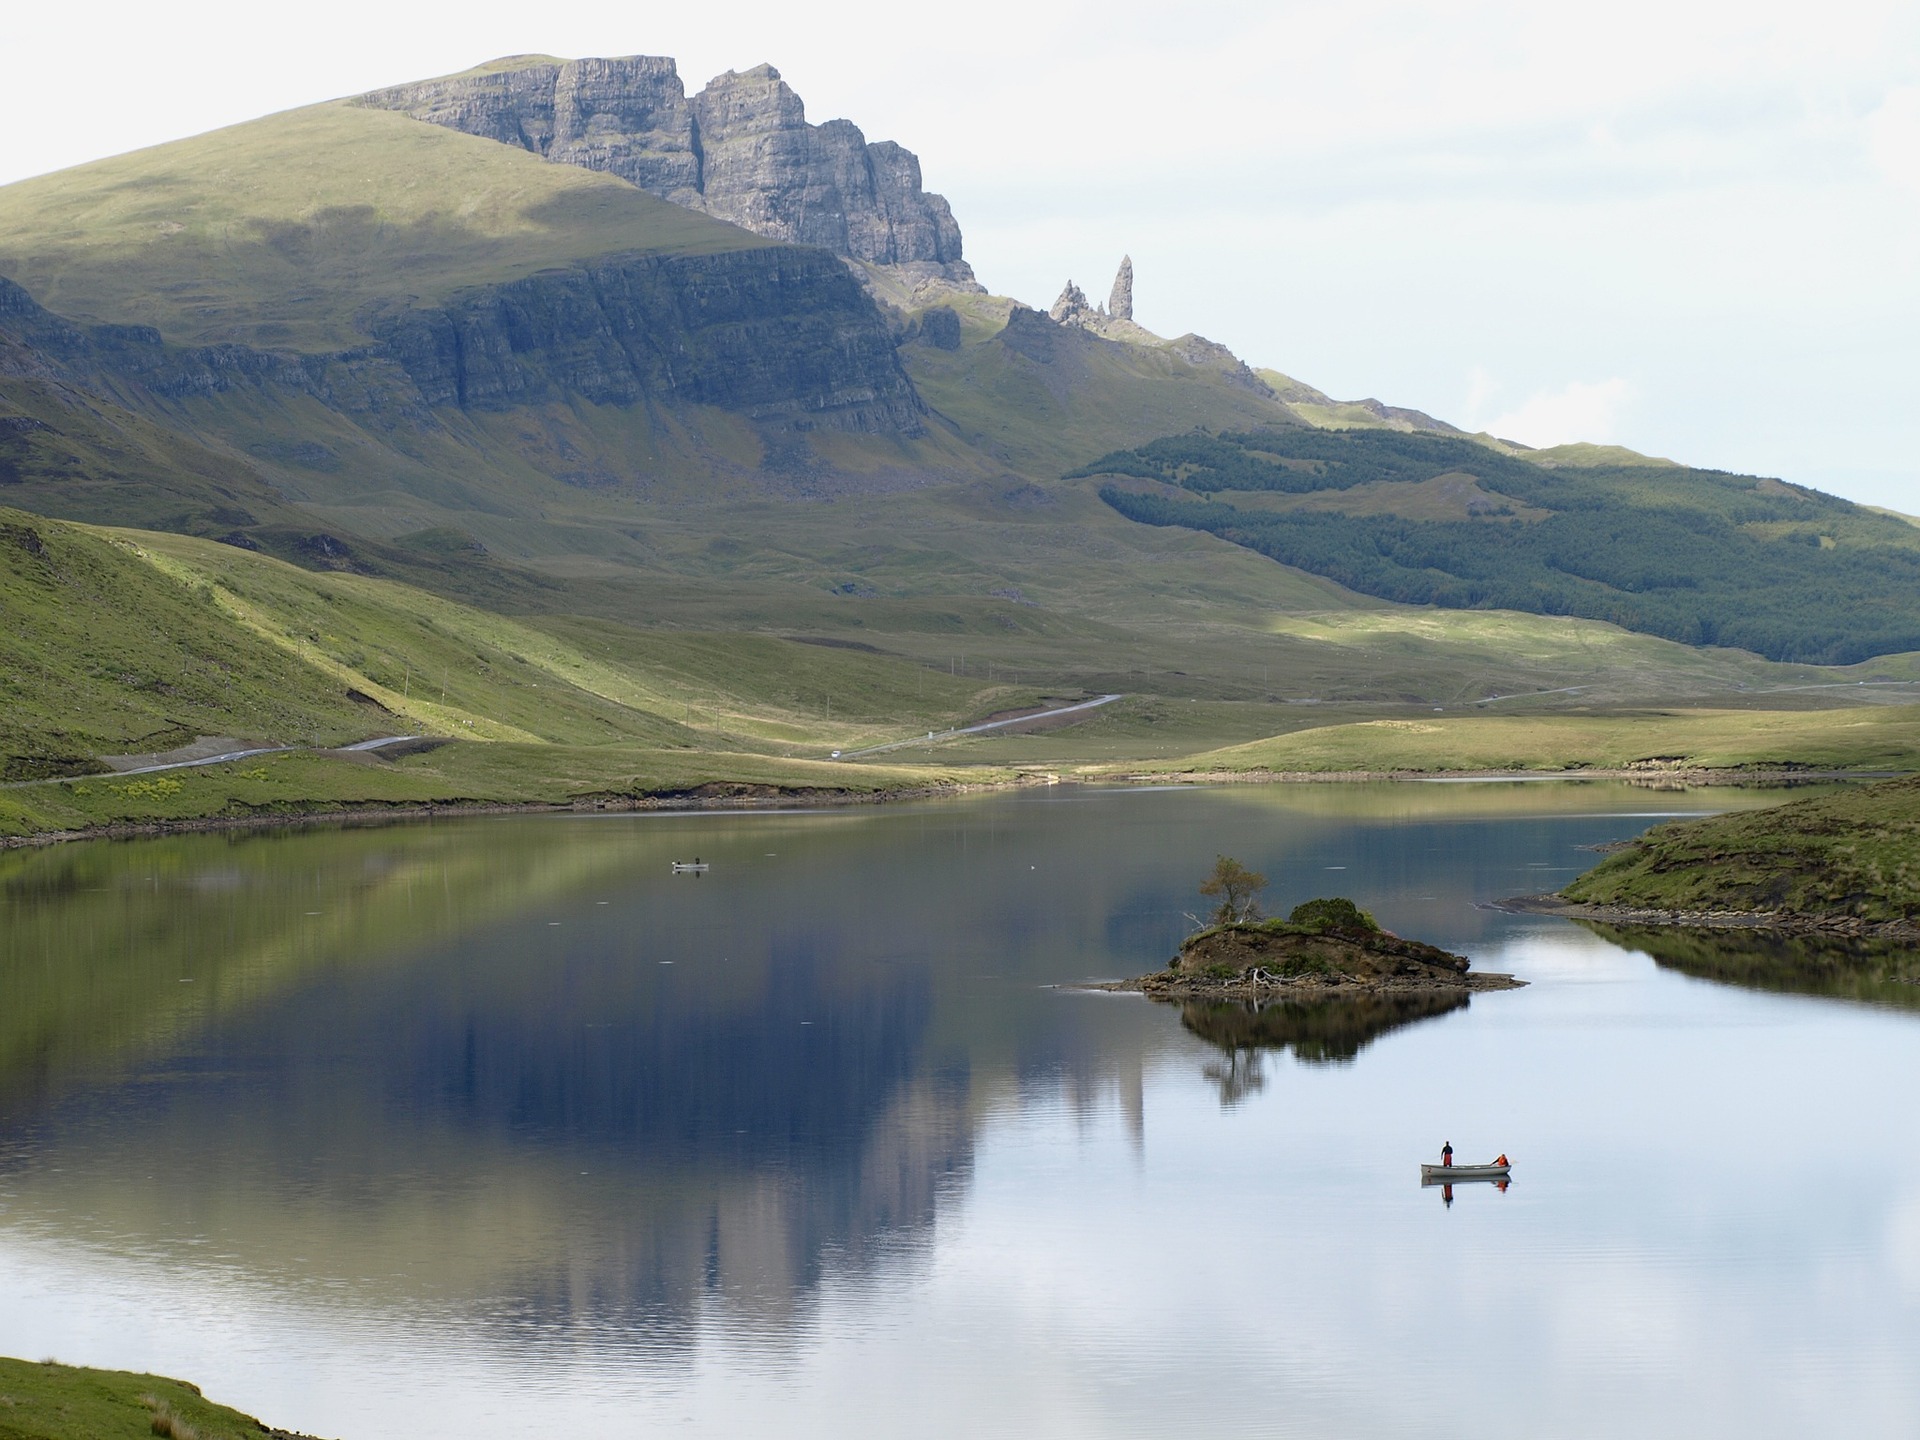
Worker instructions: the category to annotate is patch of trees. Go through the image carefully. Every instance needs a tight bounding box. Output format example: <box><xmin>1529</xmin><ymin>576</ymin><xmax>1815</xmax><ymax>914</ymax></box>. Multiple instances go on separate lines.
<box><xmin>1101</xmin><ymin>485</ymin><xmax>1920</xmax><ymax>664</ymax></box>
<box><xmin>1071</xmin><ymin>429</ymin><xmax>1890</xmax><ymax>533</ymax></box>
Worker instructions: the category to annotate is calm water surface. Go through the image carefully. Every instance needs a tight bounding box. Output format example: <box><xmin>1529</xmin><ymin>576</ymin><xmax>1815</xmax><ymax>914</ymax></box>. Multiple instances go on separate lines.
<box><xmin>2</xmin><ymin>783</ymin><xmax>1917</xmax><ymax>1438</ymax></box>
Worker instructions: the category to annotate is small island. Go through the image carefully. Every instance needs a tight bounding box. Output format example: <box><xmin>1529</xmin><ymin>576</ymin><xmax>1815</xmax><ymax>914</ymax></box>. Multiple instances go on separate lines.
<box><xmin>1104</xmin><ymin>861</ymin><xmax>1523</xmax><ymax>999</ymax></box>
<box><xmin>1108</xmin><ymin>897</ymin><xmax>1525</xmax><ymax>999</ymax></box>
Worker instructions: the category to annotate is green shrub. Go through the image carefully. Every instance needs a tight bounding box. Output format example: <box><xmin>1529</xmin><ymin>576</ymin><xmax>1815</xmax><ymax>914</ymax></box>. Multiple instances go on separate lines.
<box><xmin>1287</xmin><ymin>896</ymin><xmax>1379</xmax><ymax>933</ymax></box>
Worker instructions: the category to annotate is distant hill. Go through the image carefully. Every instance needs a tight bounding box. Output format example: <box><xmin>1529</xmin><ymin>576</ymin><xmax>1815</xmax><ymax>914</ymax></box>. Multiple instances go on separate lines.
<box><xmin>1082</xmin><ymin>428</ymin><xmax>1920</xmax><ymax>664</ymax></box>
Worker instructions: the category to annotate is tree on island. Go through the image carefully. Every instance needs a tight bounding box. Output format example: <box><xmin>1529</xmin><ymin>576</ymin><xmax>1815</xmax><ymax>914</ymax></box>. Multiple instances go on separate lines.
<box><xmin>1200</xmin><ymin>854</ymin><xmax>1267</xmax><ymax>925</ymax></box>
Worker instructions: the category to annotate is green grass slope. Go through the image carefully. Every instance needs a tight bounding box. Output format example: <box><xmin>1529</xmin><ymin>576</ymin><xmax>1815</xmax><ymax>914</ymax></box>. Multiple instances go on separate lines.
<box><xmin>1138</xmin><ymin>706</ymin><xmax>1920</xmax><ymax>778</ymax></box>
<box><xmin>904</xmin><ymin>305</ymin><xmax>1301</xmax><ymax>477</ymax></box>
<box><xmin>126</xmin><ymin>526</ymin><xmax>1009</xmax><ymax>751</ymax></box>
<box><xmin>0</xmin><ymin>101</ymin><xmax>766</xmax><ymax>350</ymax></box>
<box><xmin>0</xmin><ymin>1357</ymin><xmax>304</xmax><ymax>1440</ymax></box>
<box><xmin>0</xmin><ymin>507</ymin><xmax>1032</xmax><ymax>826</ymax></box>
<box><xmin>0</xmin><ymin>508</ymin><xmax>374</xmax><ymax>777</ymax></box>
<box><xmin>1564</xmin><ymin>776</ymin><xmax>1920</xmax><ymax>921</ymax></box>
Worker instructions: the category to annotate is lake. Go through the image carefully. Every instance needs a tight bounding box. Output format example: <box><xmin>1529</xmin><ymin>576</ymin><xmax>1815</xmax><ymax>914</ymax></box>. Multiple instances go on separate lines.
<box><xmin>2</xmin><ymin>782</ymin><xmax>1917</xmax><ymax>1439</ymax></box>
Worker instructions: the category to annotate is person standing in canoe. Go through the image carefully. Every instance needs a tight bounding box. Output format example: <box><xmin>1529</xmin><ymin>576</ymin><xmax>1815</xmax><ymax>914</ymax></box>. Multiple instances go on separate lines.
<box><xmin>1441</xmin><ymin>1141</ymin><xmax>1454</xmax><ymax>1170</ymax></box>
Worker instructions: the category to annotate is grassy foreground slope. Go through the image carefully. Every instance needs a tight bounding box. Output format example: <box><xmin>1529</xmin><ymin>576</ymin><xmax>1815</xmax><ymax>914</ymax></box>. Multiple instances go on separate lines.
<box><xmin>0</xmin><ymin>509</ymin><xmax>373</xmax><ymax>777</ymax></box>
<box><xmin>0</xmin><ymin>506</ymin><xmax>1031</xmax><ymax>832</ymax></box>
<box><xmin>9</xmin><ymin>503</ymin><xmax>1920</xmax><ymax>840</ymax></box>
<box><xmin>0</xmin><ymin>1357</ymin><xmax>307</xmax><ymax>1440</ymax></box>
<box><xmin>1563</xmin><ymin>777</ymin><xmax>1920</xmax><ymax>921</ymax></box>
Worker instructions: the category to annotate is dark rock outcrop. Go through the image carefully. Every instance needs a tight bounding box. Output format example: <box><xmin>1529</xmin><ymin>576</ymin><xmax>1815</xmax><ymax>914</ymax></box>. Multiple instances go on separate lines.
<box><xmin>362</xmin><ymin>58</ymin><xmax>976</xmax><ymax>285</ymax></box>
<box><xmin>369</xmin><ymin>247</ymin><xmax>923</xmax><ymax>432</ymax></box>
<box><xmin>0</xmin><ymin>251</ymin><xmax>922</xmax><ymax>436</ymax></box>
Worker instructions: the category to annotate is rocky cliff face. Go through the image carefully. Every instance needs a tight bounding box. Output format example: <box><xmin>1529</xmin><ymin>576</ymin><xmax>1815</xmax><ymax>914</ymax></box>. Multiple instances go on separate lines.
<box><xmin>0</xmin><ymin>250</ymin><xmax>922</xmax><ymax>436</ymax></box>
<box><xmin>370</xmin><ymin>247</ymin><xmax>923</xmax><ymax>433</ymax></box>
<box><xmin>362</xmin><ymin>58</ymin><xmax>975</xmax><ymax>286</ymax></box>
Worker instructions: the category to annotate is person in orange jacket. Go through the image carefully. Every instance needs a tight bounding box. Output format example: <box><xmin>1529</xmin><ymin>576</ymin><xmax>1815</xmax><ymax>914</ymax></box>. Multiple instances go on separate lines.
<box><xmin>1441</xmin><ymin>1141</ymin><xmax>1454</xmax><ymax>1169</ymax></box>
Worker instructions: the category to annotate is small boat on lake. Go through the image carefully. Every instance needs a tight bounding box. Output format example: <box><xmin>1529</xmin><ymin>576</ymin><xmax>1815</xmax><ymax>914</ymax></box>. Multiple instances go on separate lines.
<box><xmin>670</xmin><ymin>860</ymin><xmax>709</xmax><ymax>874</ymax></box>
<box><xmin>1420</xmin><ymin>1161</ymin><xmax>1510</xmax><ymax>1184</ymax></box>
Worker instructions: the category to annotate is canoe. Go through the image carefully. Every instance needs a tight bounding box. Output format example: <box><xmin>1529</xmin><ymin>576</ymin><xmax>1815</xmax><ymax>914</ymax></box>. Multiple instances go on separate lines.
<box><xmin>1420</xmin><ymin>1162</ymin><xmax>1509</xmax><ymax>1182</ymax></box>
<box><xmin>670</xmin><ymin>862</ymin><xmax>709</xmax><ymax>873</ymax></box>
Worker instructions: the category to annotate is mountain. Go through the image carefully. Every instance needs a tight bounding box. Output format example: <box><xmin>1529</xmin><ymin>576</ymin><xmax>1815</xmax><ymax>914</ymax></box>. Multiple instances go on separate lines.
<box><xmin>3</xmin><ymin>51</ymin><xmax>1917</xmax><ymax>813</ymax></box>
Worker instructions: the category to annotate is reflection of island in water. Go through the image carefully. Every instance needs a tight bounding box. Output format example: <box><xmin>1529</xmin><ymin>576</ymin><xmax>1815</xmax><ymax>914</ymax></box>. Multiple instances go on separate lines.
<box><xmin>1179</xmin><ymin>991</ymin><xmax>1470</xmax><ymax>1101</ymax></box>
<box><xmin>1582</xmin><ymin>922</ymin><xmax>1920</xmax><ymax>1011</ymax></box>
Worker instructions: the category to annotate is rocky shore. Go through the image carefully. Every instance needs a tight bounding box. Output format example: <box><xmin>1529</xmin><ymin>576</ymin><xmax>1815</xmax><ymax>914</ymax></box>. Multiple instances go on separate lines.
<box><xmin>1499</xmin><ymin>892</ymin><xmax>1920</xmax><ymax>941</ymax></box>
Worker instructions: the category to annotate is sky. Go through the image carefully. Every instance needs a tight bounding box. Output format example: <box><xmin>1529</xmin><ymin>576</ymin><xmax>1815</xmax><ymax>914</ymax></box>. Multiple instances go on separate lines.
<box><xmin>2</xmin><ymin>0</ymin><xmax>1917</xmax><ymax>506</ymax></box>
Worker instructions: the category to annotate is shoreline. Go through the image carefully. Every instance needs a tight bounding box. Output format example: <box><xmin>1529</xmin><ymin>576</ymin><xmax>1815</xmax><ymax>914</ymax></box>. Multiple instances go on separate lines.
<box><xmin>1092</xmin><ymin>970</ymin><xmax>1526</xmax><ymax>1000</ymax></box>
<box><xmin>1495</xmin><ymin>893</ymin><xmax>1920</xmax><ymax>940</ymax></box>
<box><xmin>1107</xmin><ymin>765</ymin><xmax>1899</xmax><ymax>788</ymax></box>
<box><xmin>1</xmin><ymin>763</ymin><xmax>1899</xmax><ymax>851</ymax></box>
<box><xmin>0</xmin><ymin>779</ymin><xmax>1025</xmax><ymax>850</ymax></box>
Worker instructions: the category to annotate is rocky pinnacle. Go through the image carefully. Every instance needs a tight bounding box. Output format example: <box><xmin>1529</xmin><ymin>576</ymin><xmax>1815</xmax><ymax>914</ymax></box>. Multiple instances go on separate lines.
<box><xmin>1108</xmin><ymin>255</ymin><xmax>1133</xmax><ymax>322</ymax></box>
<box><xmin>1049</xmin><ymin>280</ymin><xmax>1093</xmax><ymax>324</ymax></box>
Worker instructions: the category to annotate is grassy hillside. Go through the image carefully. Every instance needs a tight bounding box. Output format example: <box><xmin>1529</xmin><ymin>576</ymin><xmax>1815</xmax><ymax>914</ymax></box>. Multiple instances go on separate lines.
<box><xmin>904</xmin><ymin>305</ymin><xmax>1301</xmax><ymax>477</ymax></box>
<box><xmin>0</xmin><ymin>504</ymin><xmax>1031</xmax><ymax>788</ymax></box>
<box><xmin>0</xmin><ymin>508</ymin><xmax>376</xmax><ymax>777</ymax></box>
<box><xmin>0</xmin><ymin>101</ymin><xmax>764</xmax><ymax>349</ymax></box>
<box><xmin>0</xmin><ymin>375</ymin><xmax>318</xmax><ymax>536</ymax></box>
<box><xmin>4</xmin><ymin>503</ymin><xmax>1918</xmax><ymax>838</ymax></box>
<box><xmin>0</xmin><ymin>1357</ymin><xmax>300</xmax><ymax>1440</ymax></box>
<box><xmin>1563</xmin><ymin>776</ymin><xmax>1920</xmax><ymax>921</ymax></box>
<box><xmin>1085</xmin><ymin>428</ymin><xmax>1920</xmax><ymax>663</ymax></box>
<box><xmin>1135</xmin><ymin>706</ymin><xmax>1920</xmax><ymax>777</ymax></box>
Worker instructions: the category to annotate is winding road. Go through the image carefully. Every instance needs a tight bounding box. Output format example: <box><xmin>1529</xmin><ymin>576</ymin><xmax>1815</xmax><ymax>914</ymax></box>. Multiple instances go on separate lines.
<box><xmin>831</xmin><ymin>694</ymin><xmax>1123</xmax><ymax>760</ymax></box>
<box><xmin>4</xmin><ymin>735</ymin><xmax>424</xmax><ymax>790</ymax></box>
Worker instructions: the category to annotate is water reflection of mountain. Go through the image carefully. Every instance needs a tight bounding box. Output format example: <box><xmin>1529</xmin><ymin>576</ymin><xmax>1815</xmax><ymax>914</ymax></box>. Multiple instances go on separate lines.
<box><xmin>0</xmin><ymin>918</ymin><xmax>975</xmax><ymax>1351</ymax></box>
<box><xmin>0</xmin><ymin>786</ymin><xmax>1736</xmax><ymax>1355</ymax></box>
<box><xmin>1177</xmin><ymin>992</ymin><xmax>1469</xmax><ymax>1101</ymax></box>
<box><xmin>0</xmin><ymin>808</ymin><xmax>1142</xmax><ymax>1351</ymax></box>
<box><xmin>1582</xmin><ymin>922</ymin><xmax>1920</xmax><ymax>1011</ymax></box>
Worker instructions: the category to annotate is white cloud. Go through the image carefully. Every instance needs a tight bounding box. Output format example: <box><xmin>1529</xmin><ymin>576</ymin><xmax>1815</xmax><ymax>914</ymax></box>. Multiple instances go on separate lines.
<box><xmin>1480</xmin><ymin>379</ymin><xmax>1635</xmax><ymax>449</ymax></box>
<box><xmin>1867</xmin><ymin>87</ymin><xmax>1920</xmax><ymax>192</ymax></box>
<box><xmin>1465</xmin><ymin>366</ymin><xmax>1501</xmax><ymax>419</ymax></box>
